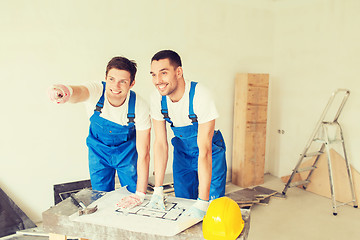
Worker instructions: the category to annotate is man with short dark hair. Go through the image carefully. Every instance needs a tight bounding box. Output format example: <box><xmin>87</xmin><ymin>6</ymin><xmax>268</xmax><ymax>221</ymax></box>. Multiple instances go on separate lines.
<box><xmin>149</xmin><ymin>50</ymin><xmax>227</xmax><ymax>219</ymax></box>
<box><xmin>48</xmin><ymin>56</ymin><xmax>150</xmax><ymax>209</ymax></box>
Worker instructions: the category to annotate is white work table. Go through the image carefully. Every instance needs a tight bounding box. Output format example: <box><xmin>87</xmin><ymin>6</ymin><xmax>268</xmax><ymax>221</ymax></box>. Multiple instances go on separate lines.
<box><xmin>42</xmin><ymin>188</ymin><xmax>250</xmax><ymax>240</ymax></box>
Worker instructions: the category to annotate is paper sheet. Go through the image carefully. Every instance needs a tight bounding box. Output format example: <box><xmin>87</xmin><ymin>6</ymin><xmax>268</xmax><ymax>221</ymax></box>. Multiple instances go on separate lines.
<box><xmin>69</xmin><ymin>187</ymin><xmax>201</xmax><ymax>236</ymax></box>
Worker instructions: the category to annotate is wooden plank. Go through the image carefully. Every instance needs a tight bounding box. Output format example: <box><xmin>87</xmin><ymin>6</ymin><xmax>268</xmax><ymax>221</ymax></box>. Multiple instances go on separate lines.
<box><xmin>247</xmin><ymin>73</ymin><xmax>269</xmax><ymax>86</ymax></box>
<box><xmin>243</xmin><ymin>131</ymin><xmax>266</xmax><ymax>186</ymax></box>
<box><xmin>247</xmin><ymin>86</ymin><xmax>268</xmax><ymax>105</ymax></box>
<box><xmin>226</xmin><ymin>185</ymin><xmax>278</xmax><ymax>208</ymax></box>
<box><xmin>246</xmin><ymin>105</ymin><xmax>267</xmax><ymax>123</ymax></box>
<box><xmin>49</xmin><ymin>233</ymin><xmax>67</xmax><ymax>240</ymax></box>
<box><xmin>258</xmin><ymin>197</ymin><xmax>271</xmax><ymax>205</ymax></box>
<box><xmin>238</xmin><ymin>203</ymin><xmax>254</xmax><ymax>208</ymax></box>
<box><xmin>302</xmin><ymin>149</ymin><xmax>359</xmax><ymax>205</ymax></box>
<box><xmin>226</xmin><ymin>188</ymin><xmax>262</xmax><ymax>204</ymax></box>
<box><xmin>232</xmin><ymin>74</ymin><xmax>248</xmax><ymax>187</ymax></box>
<box><xmin>232</xmin><ymin>73</ymin><xmax>269</xmax><ymax>187</ymax></box>
<box><xmin>253</xmin><ymin>186</ymin><xmax>278</xmax><ymax>197</ymax></box>
<box><xmin>281</xmin><ymin>148</ymin><xmax>359</xmax><ymax>205</ymax></box>
<box><xmin>246</xmin><ymin>123</ymin><xmax>266</xmax><ymax>132</ymax></box>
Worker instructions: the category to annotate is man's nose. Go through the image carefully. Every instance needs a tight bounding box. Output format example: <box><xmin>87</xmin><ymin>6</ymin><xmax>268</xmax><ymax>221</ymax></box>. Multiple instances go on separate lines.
<box><xmin>154</xmin><ymin>75</ymin><xmax>162</xmax><ymax>84</ymax></box>
<box><xmin>116</xmin><ymin>80</ymin><xmax>122</xmax><ymax>88</ymax></box>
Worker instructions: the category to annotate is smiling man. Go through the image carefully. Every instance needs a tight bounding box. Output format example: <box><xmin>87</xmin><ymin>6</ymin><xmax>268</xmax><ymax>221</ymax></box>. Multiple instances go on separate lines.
<box><xmin>148</xmin><ymin>50</ymin><xmax>227</xmax><ymax>219</ymax></box>
<box><xmin>48</xmin><ymin>57</ymin><xmax>151</xmax><ymax>209</ymax></box>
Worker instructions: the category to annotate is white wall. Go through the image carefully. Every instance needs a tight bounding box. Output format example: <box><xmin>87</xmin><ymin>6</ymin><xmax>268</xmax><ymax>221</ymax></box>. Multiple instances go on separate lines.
<box><xmin>0</xmin><ymin>0</ymin><xmax>273</xmax><ymax>222</ymax></box>
<box><xmin>0</xmin><ymin>0</ymin><xmax>359</xmax><ymax>223</ymax></box>
<box><xmin>268</xmin><ymin>0</ymin><xmax>360</xmax><ymax>177</ymax></box>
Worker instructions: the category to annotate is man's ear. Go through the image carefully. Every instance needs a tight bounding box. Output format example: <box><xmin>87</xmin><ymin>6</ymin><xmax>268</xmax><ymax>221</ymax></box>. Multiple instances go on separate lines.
<box><xmin>130</xmin><ymin>79</ymin><xmax>135</xmax><ymax>88</ymax></box>
<box><xmin>176</xmin><ymin>66</ymin><xmax>183</xmax><ymax>78</ymax></box>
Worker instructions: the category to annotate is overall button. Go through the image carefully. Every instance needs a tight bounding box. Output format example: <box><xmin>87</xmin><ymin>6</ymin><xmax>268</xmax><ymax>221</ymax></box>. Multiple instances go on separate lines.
<box><xmin>109</xmin><ymin>130</ymin><xmax>112</xmax><ymax>133</ymax></box>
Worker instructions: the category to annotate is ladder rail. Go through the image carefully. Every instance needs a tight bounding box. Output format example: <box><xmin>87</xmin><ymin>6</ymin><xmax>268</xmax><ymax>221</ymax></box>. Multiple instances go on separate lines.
<box><xmin>282</xmin><ymin>145</ymin><xmax>323</xmax><ymax>195</ymax></box>
<box><xmin>282</xmin><ymin>89</ymin><xmax>348</xmax><ymax>195</ymax></box>
<box><xmin>282</xmin><ymin>154</ymin><xmax>306</xmax><ymax>194</ymax></box>
<box><xmin>282</xmin><ymin>89</ymin><xmax>357</xmax><ymax>215</ymax></box>
<box><xmin>302</xmin><ymin>89</ymin><xmax>349</xmax><ymax>153</ymax></box>
<box><xmin>323</xmin><ymin>127</ymin><xmax>338</xmax><ymax>215</ymax></box>
<box><xmin>338</xmin><ymin>122</ymin><xmax>358</xmax><ymax>206</ymax></box>
<box><xmin>331</xmin><ymin>89</ymin><xmax>350</xmax><ymax>122</ymax></box>
<box><xmin>303</xmin><ymin>144</ymin><xmax>325</xmax><ymax>189</ymax></box>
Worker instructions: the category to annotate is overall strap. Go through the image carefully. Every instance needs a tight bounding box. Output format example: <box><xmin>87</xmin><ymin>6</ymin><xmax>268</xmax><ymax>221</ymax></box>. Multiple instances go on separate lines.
<box><xmin>127</xmin><ymin>90</ymin><xmax>136</xmax><ymax>124</ymax></box>
<box><xmin>94</xmin><ymin>81</ymin><xmax>106</xmax><ymax>113</ymax></box>
<box><xmin>161</xmin><ymin>96</ymin><xmax>174</xmax><ymax>127</ymax></box>
<box><xmin>188</xmin><ymin>81</ymin><xmax>198</xmax><ymax>124</ymax></box>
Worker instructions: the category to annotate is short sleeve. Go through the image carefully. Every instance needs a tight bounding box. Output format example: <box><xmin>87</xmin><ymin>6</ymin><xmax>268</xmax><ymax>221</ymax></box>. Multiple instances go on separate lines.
<box><xmin>150</xmin><ymin>90</ymin><xmax>165</xmax><ymax>121</ymax></box>
<box><xmin>193</xmin><ymin>83</ymin><xmax>219</xmax><ymax>124</ymax></box>
<box><xmin>82</xmin><ymin>82</ymin><xmax>103</xmax><ymax>117</ymax></box>
<box><xmin>134</xmin><ymin>94</ymin><xmax>151</xmax><ymax>131</ymax></box>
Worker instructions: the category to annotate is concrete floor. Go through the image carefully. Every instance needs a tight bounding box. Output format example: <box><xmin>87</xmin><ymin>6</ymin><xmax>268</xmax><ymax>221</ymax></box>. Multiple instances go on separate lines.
<box><xmin>238</xmin><ymin>174</ymin><xmax>360</xmax><ymax>240</ymax></box>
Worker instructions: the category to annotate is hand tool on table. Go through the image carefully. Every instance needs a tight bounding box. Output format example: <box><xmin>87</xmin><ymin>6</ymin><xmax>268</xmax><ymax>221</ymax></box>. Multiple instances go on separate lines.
<box><xmin>70</xmin><ymin>193</ymin><xmax>98</xmax><ymax>216</ymax></box>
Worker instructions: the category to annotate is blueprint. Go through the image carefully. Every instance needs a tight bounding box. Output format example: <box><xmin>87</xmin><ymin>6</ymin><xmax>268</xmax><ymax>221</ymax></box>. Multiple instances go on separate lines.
<box><xmin>70</xmin><ymin>187</ymin><xmax>201</xmax><ymax>236</ymax></box>
<box><xmin>115</xmin><ymin>199</ymin><xmax>185</xmax><ymax>221</ymax></box>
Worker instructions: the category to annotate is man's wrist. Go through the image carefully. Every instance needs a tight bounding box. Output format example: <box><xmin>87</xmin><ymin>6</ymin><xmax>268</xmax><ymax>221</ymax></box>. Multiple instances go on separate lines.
<box><xmin>195</xmin><ymin>198</ymin><xmax>210</xmax><ymax>212</ymax></box>
<box><xmin>198</xmin><ymin>197</ymin><xmax>209</xmax><ymax>202</ymax></box>
<box><xmin>153</xmin><ymin>186</ymin><xmax>164</xmax><ymax>196</ymax></box>
<box><xmin>135</xmin><ymin>191</ymin><xmax>146</xmax><ymax>201</ymax></box>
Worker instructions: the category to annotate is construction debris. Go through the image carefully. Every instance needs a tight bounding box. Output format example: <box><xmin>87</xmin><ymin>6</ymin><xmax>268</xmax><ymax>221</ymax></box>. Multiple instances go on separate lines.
<box><xmin>226</xmin><ymin>186</ymin><xmax>279</xmax><ymax>208</ymax></box>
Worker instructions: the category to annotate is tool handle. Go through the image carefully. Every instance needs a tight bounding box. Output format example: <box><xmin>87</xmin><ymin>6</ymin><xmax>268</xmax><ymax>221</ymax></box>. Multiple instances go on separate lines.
<box><xmin>70</xmin><ymin>194</ymin><xmax>86</xmax><ymax>209</ymax></box>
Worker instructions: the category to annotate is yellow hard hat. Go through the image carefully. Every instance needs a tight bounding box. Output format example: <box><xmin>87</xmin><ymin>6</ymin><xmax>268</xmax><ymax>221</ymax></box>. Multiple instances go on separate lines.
<box><xmin>202</xmin><ymin>196</ymin><xmax>244</xmax><ymax>240</ymax></box>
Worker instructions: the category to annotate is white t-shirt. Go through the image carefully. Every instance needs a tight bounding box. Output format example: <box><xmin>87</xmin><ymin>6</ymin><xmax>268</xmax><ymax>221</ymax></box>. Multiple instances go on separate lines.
<box><xmin>150</xmin><ymin>80</ymin><xmax>219</xmax><ymax>127</ymax></box>
<box><xmin>83</xmin><ymin>82</ymin><xmax>151</xmax><ymax>131</ymax></box>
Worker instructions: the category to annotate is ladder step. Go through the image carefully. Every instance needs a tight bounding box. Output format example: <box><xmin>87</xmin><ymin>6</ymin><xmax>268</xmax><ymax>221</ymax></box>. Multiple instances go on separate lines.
<box><xmin>336</xmin><ymin>201</ymin><xmax>357</xmax><ymax>207</ymax></box>
<box><xmin>296</xmin><ymin>166</ymin><xmax>316</xmax><ymax>173</ymax></box>
<box><xmin>290</xmin><ymin>180</ymin><xmax>310</xmax><ymax>188</ymax></box>
<box><xmin>313</xmin><ymin>138</ymin><xmax>343</xmax><ymax>144</ymax></box>
<box><xmin>304</xmin><ymin>151</ymin><xmax>323</xmax><ymax>157</ymax></box>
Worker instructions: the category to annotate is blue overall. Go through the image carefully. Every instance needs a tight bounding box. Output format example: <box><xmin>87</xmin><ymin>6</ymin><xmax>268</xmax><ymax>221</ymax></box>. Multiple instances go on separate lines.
<box><xmin>161</xmin><ymin>81</ymin><xmax>227</xmax><ymax>200</ymax></box>
<box><xmin>86</xmin><ymin>82</ymin><xmax>138</xmax><ymax>192</ymax></box>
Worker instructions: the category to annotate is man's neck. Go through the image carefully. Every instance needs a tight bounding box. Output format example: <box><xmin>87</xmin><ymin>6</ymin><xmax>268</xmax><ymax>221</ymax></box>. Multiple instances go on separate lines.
<box><xmin>106</xmin><ymin>94</ymin><xmax>126</xmax><ymax>107</ymax></box>
<box><xmin>169</xmin><ymin>78</ymin><xmax>185</xmax><ymax>103</ymax></box>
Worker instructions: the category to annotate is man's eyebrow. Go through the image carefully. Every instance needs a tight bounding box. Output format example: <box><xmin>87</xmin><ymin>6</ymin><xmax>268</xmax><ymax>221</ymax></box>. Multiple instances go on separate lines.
<box><xmin>107</xmin><ymin>74</ymin><xmax>128</xmax><ymax>81</ymax></box>
<box><xmin>150</xmin><ymin>68</ymin><xmax>169</xmax><ymax>74</ymax></box>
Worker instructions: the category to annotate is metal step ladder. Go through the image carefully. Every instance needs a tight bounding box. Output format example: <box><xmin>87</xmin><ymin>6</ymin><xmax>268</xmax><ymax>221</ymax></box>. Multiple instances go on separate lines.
<box><xmin>282</xmin><ymin>89</ymin><xmax>358</xmax><ymax>215</ymax></box>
